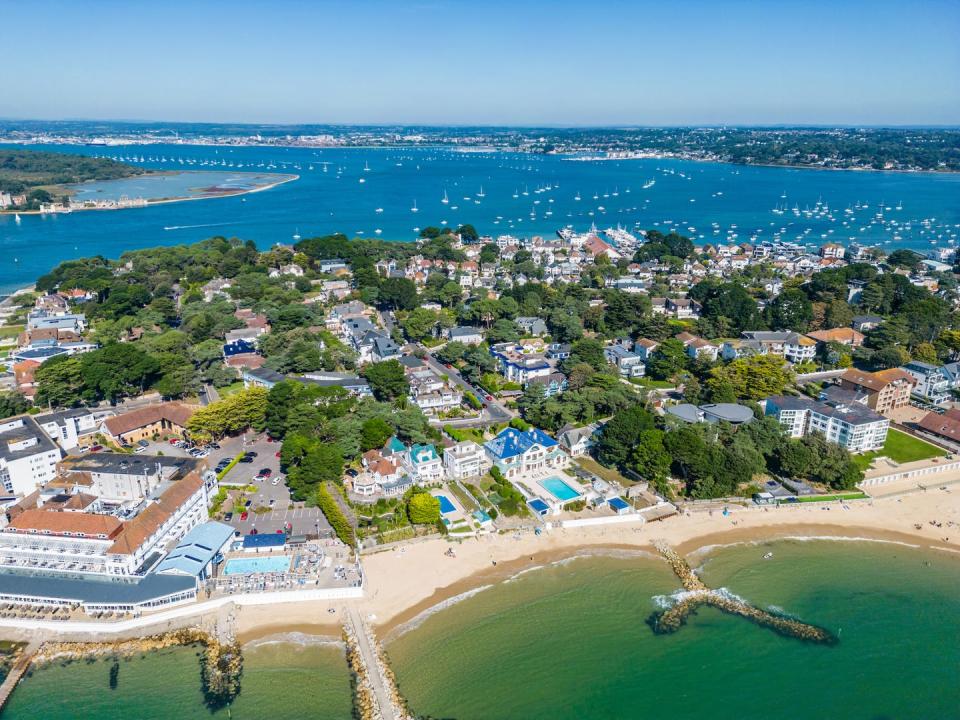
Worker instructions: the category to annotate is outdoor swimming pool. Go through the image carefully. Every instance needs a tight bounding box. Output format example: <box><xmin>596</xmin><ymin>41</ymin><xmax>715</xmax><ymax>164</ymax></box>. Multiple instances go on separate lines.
<box><xmin>222</xmin><ymin>555</ymin><xmax>291</xmax><ymax>575</ymax></box>
<box><xmin>540</xmin><ymin>476</ymin><xmax>582</xmax><ymax>502</ymax></box>
<box><xmin>436</xmin><ymin>494</ymin><xmax>457</xmax><ymax>515</ymax></box>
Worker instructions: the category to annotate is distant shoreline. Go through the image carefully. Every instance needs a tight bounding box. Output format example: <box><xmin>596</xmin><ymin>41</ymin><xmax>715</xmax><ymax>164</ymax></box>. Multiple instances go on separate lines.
<box><xmin>0</xmin><ymin>171</ymin><xmax>298</xmax><ymax>216</ymax></box>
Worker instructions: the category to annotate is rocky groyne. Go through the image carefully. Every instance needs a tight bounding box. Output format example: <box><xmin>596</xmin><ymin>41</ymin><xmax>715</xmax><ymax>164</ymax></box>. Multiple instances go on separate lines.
<box><xmin>33</xmin><ymin>627</ymin><xmax>244</xmax><ymax>709</ymax></box>
<box><xmin>648</xmin><ymin>541</ymin><xmax>838</xmax><ymax>645</ymax></box>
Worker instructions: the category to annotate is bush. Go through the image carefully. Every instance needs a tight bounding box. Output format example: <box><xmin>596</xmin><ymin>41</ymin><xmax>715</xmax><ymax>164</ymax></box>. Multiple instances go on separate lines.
<box><xmin>408</xmin><ymin>492</ymin><xmax>441</xmax><ymax>524</ymax></box>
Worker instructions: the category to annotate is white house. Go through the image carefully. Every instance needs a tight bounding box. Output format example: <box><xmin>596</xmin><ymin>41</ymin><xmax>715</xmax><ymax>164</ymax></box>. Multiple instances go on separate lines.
<box><xmin>443</xmin><ymin>441</ymin><xmax>490</xmax><ymax>480</ymax></box>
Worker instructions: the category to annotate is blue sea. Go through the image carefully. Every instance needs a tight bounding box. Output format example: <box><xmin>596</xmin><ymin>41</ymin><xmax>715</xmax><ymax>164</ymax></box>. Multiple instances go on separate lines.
<box><xmin>1</xmin><ymin>143</ymin><xmax>959</xmax><ymax>292</ymax></box>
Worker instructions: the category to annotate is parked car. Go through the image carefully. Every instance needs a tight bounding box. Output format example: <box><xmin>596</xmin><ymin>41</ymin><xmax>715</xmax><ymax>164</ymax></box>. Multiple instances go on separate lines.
<box><xmin>207</xmin><ymin>442</ymin><xmax>220</xmax><ymax>450</ymax></box>
<box><xmin>137</xmin><ymin>439</ymin><xmax>150</xmax><ymax>448</ymax></box>
<box><xmin>346</xmin><ymin>469</ymin><xmax>358</xmax><ymax>478</ymax></box>
<box><xmin>169</xmin><ymin>438</ymin><xmax>180</xmax><ymax>445</ymax></box>
<box><xmin>259</xmin><ymin>468</ymin><xmax>272</xmax><ymax>478</ymax></box>
<box><xmin>245</xmin><ymin>451</ymin><xmax>258</xmax><ymax>458</ymax></box>
<box><xmin>239</xmin><ymin>456</ymin><xmax>254</xmax><ymax>463</ymax></box>
<box><xmin>134</xmin><ymin>446</ymin><xmax>147</xmax><ymax>454</ymax></box>
<box><xmin>224</xmin><ymin>512</ymin><xmax>233</xmax><ymax>522</ymax></box>
<box><xmin>271</xmin><ymin>477</ymin><xmax>280</xmax><ymax>486</ymax></box>
<box><xmin>89</xmin><ymin>445</ymin><xmax>103</xmax><ymax>453</ymax></box>
<box><xmin>240</xmin><ymin>511</ymin><xmax>249</xmax><ymax>521</ymax></box>
<box><xmin>275</xmin><ymin>451</ymin><xmax>281</xmax><ymax>458</ymax></box>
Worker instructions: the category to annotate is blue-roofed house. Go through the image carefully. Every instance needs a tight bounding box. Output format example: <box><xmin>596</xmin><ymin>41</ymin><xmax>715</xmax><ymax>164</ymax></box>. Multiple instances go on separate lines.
<box><xmin>155</xmin><ymin>521</ymin><xmax>234</xmax><ymax>580</ymax></box>
<box><xmin>484</xmin><ymin>427</ymin><xmax>569</xmax><ymax>479</ymax></box>
<box><xmin>405</xmin><ymin>443</ymin><xmax>445</xmax><ymax>483</ymax></box>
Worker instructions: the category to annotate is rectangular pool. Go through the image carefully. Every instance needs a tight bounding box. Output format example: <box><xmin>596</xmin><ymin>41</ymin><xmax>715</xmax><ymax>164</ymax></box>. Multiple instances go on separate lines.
<box><xmin>222</xmin><ymin>555</ymin><xmax>291</xmax><ymax>575</ymax></box>
<box><xmin>435</xmin><ymin>494</ymin><xmax>457</xmax><ymax>515</ymax></box>
<box><xmin>539</xmin><ymin>476</ymin><xmax>582</xmax><ymax>502</ymax></box>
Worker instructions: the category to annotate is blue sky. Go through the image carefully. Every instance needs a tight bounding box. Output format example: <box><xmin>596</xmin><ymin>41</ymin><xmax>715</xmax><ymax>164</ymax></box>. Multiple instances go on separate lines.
<box><xmin>3</xmin><ymin>0</ymin><xmax>958</xmax><ymax>125</ymax></box>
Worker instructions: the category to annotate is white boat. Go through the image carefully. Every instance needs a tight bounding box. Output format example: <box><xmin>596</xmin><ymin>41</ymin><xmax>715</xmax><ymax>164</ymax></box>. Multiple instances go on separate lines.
<box><xmin>477</xmin><ymin>186</ymin><xmax>485</xmax><ymax>198</ymax></box>
<box><xmin>292</xmin><ymin>228</ymin><xmax>301</xmax><ymax>241</ymax></box>
<box><xmin>441</xmin><ymin>190</ymin><xmax>449</xmax><ymax>204</ymax></box>
<box><xmin>411</xmin><ymin>200</ymin><xmax>419</xmax><ymax>213</ymax></box>
<box><xmin>14</xmin><ymin>213</ymin><xmax>21</xmax><ymax>224</ymax></box>
<box><xmin>375</xmin><ymin>207</ymin><xmax>384</xmax><ymax>214</ymax></box>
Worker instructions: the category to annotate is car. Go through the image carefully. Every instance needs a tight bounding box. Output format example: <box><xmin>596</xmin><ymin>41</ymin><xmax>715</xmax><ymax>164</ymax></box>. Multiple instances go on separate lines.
<box><xmin>169</xmin><ymin>438</ymin><xmax>180</xmax><ymax>445</ymax></box>
<box><xmin>244</xmin><ymin>451</ymin><xmax>258</xmax><ymax>458</ymax></box>
<box><xmin>271</xmin><ymin>478</ymin><xmax>280</xmax><ymax>486</ymax></box>
<box><xmin>485</xmin><ymin>394</ymin><xmax>493</xmax><ymax>401</ymax></box>
<box><xmin>224</xmin><ymin>512</ymin><xmax>233</xmax><ymax>521</ymax></box>
<box><xmin>89</xmin><ymin>444</ymin><xmax>103</xmax><ymax>453</ymax></box>
<box><xmin>239</xmin><ymin>456</ymin><xmax>254</xmax><ymax>463</ymax></box>
<box><xmin>259</xmin><ymin>468</ymin><xmax>272</xmax><ymax>478</ymax></box>
<box><xmin>240</xmin><ymin>511</ymin><xmax>249</xmax><ymax>521</ymax></box>
<box><xmin>207</xmin><ymin>442</ymin><xmax>220</xmax><ymax>450</ymax></box>
<box><xmin>248</xmin><ymin>528</ymin><xmax>258</xmax><ymax>535</ymax></box>
<box><xmin>275</xmin><ymin>451</ymin><xmax>281</xmax><ymax>458</ymax></box>
<box><xmin>137</xmin><ymin>439</ymin><xmax>150</xmax><ymax>448</ymax></box>
<box><xmin>346</xmin><ymin>468</ymin><xmax>359</xmax><ymax>478</ymax></box>
<box><xmin>244</xmin><ymin>499</ymin><xmax>252</xmax><ymax>507</ymax></box>
<box><xmin>134</xmin><ymin>446</ymin><xmax>147</xmax><ymax>454</ymax></box>
<box><xmin>268</xmin><ymin>498</ymin><xmax>275</xmax><ymax>506</ymax></box>
<box><xmin>266</xmin><ymin>437</ymin><xmax>274</xmax><ymax>443</ymax></box>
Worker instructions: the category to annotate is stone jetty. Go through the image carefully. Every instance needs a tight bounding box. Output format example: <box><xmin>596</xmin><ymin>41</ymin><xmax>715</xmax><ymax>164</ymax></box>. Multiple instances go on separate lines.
<box><xmin>343</xmin><ymin>607</ymin><xmax>413</xmax><ymax>720</ymax></box>
<box><xmin>649</xmin><ymin>541</ymin><xmax>838</xmax><ymax>645</ymax></box>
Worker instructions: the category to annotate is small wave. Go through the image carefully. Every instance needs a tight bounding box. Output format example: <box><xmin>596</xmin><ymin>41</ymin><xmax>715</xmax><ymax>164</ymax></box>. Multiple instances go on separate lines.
<box><xmin>245</xmin><ymin>632</ymin><xmax>343</xmax><ymax>649</ymax></box>
<box><xmin>389</xmin><ymin>584</ymin><xmax>495</xmax><ymax>639</ymax></box>
<box><xmin>688</xmin><ymin>534</ymin><xmax>926</xmax><ymax>561</ymax></box>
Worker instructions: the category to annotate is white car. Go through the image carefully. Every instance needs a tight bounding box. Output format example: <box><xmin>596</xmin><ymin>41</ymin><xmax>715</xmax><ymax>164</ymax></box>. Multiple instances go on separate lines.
<box><xmin>271</xmin><ymin>477</ymin><xmax>280</xmax><ymax>486</ymax></box>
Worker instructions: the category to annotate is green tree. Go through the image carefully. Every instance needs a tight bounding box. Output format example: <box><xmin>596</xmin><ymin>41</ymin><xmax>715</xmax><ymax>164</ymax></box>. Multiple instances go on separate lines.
<box><xmin>646</xmin><ymin>338</ymin><xmax>689</xmax><ymax>380</ymax></box>
<box><xmin>596</xmin><ymin>406</ymin><xmax>656</xmax><ymax>468</ymax></box>
<box><xmin>407</xmin><ymin>492</ymin><xmax>441</xmax><ymax>524</ymax></box>
<box><xmin>362</xmin><ymin>360</ymin><xmax>409</xmax><ymax>401</ymax></box>
<box><xmin>361</xmin><ymin>417</ymin><xmax>393</xmax><ymax>451</ymax></box>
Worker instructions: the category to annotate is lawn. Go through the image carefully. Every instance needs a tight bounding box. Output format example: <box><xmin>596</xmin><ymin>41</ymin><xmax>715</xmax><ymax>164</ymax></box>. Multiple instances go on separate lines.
<box><xmin>630</xmin><ymin>377</ymin><xmax>675</xmax><ymax>389</ymax></box>
<box><xmin>575</xmin><ymin>456</ymin><xmax>631</xmax><ymax>486</ymax></box>
<box><xmin>854</xmin><ymin>429</ymin><xmax>945</xmax><ymax>470</ymax></box>
<box><xmin>216</xmin><ymin>381</ymin><xmax>246</xmax><ymax>398</ymax></box>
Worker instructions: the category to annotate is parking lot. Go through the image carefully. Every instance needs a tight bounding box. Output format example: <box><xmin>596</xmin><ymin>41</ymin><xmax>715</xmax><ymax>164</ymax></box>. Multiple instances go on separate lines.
<box><xmin>217</xmin><ymin>433</ymin><xmax>334</xmax><ymax>538</ymax></box>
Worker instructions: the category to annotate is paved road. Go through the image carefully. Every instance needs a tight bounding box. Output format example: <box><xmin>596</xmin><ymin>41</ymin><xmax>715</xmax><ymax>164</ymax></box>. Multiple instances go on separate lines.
<box><xmin>796</xmin><ymin>369</ymin><xmax>846</xmax><ymax>382</ymax></box>
<box><xmin>422</xmin><ymin>352</ymin><xmax>512</xmax><ymax>426</ymax></box>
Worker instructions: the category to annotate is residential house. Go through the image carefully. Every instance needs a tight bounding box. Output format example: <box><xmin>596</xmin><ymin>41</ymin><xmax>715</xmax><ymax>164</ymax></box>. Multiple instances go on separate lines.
<box><xmin>490</xmin><ymin>343</ymin><xmax>552</xmax><ymax>385</ymax></box>
<box><xmin>445</xmin><ymin>326</ymin><xmax>484</xmax><ymax>345</ymax></box>
<box><xmin>484</xmin><ymin>427</ymin><xmax>568</xmax><ymax>479</ymax></box>
<box><xmin>404</xmin><ymin>444</ymin><xmax>445</xmax><ymax>483</ymax></box>
<box><xmin>557</xmin><ymin>423</ymin><xmax>600</xmax><ymax>457</ymax></box>
<box><xmin>839</xmin><ymin>368</ymin><xmax>916</xmax><ymax>414</ymax></box>
<box><xmin>515</xmin><ymin>317</ymin><xmax>549</xmax><ymax>336</ymax></box>
<box><xmin>34</xmin><ymin>408</ymin><xmax>113</xmax><ymax>451</ymax></box>
<box><xmin>634</xmin><ymin>338</ymin><xmax>660</xmax><ymax>361</ymax></box>
<box><xmin>443</xmin><ymin>441</ymin><xmax>490</xmax><ymax>480</ymax></box>
<box><xmin>526</xmin><ymin>372</ymin><xmax>568</xmax><ymax>398</ymax></box>
<box><xmin>902</xmin><ymin>361</ymin><xmax>960</xmax><ymax>405</ymax></box>
<box><xmin>604</xmin><ymin>344</ymin><xmax>646</xmax><ymax>378</ymax></box>
<box><xmin>737</xmin><ymin>331</ymin><xmax>817</xmax><ymax>364</ymax></box>
<box><xmin>806</xmin><ymin>327</ymin><xmax>865</xmax><ymax>348</ymax></box>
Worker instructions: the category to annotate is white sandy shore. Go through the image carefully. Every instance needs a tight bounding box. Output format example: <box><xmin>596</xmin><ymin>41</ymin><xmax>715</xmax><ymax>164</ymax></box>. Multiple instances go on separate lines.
<box><xmin>355</xmin><ymin>488</ymin><xmax>960</xmax><ymax>637</ymax></box>
<box><xmin>2</xmin><ymin>489</ymin><xmax>957</xmax><ymax>646</ymax></box>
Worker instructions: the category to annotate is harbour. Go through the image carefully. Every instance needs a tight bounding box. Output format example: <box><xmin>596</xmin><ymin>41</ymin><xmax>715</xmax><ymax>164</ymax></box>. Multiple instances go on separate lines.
<box><xmin>1</xmin><ymin>143</ymin><xmax>958</xmax><ymax>293</ymax></box>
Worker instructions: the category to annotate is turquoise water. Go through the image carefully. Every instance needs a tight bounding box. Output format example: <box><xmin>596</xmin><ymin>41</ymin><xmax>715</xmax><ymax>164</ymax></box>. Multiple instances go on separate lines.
<box><xmin>222</xmin><ymin>555</ymin><xmax>291</xmax><ymax>575</ymax></box>
<box><xmin>2</xmin><ymin>143</ymin><xmax>959</xmax><ymax>291</ymax></box>
<box><xmin>388</xmin><ymin>541</ymin><xmax>960</xmax><ymax>720</ymax></box>
<box><xmin>3</xmin><ymin>641</ymin><xmax>352</xmax><ymax>719</ymax></box>
<box><xmin>540</xmin><ymin>475</ymin><xmax>582</xmax><ymax>501</ymax></box>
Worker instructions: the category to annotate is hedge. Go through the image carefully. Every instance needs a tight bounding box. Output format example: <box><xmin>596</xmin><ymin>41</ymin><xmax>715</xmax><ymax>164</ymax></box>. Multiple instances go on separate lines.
<box><xmin>217</xmin><ymin>453</ymin><xmax>245</xmax><ymax>481</ymax></box>
<box><xmin>317</xmin><ymin>484</ymin><xmax>357</xmax><ymax>546</ymax></box>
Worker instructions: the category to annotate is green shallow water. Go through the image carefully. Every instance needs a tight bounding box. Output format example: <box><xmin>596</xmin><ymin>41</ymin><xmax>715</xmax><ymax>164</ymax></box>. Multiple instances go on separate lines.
<box><xmin>3</xmin><ymin>640</ymin><xmax>353</xmax><ymax>719</ymax></box>
<box><xmin>387</xmin><ymin>541</ymin><xmax>960</xmax><ymax>720</ymax></box>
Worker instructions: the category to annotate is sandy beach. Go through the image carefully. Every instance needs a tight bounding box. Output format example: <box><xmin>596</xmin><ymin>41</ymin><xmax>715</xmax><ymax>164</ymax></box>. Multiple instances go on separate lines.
<box><xmin>351</xmin><ymin>488</ymin><xmax>960</xmax><ymax>639</ymax></box>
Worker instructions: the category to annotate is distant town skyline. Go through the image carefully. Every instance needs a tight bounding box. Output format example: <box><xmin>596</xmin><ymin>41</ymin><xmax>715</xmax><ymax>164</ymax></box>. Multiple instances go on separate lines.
<box><xmin>3</xmin><ymin>0</ymin><xmax>959</xmax><ymax>126</ymax></box>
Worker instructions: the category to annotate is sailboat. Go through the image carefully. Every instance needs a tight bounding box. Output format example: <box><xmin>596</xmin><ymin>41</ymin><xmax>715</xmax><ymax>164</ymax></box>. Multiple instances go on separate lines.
<box><xmin>441</xmin><ymin>190</ymin><xmax>449</xmax><ymax>204</ymax></box>
<box><xmin>14</xmin><ymin>213</ymin><xmax>21</xmax><ymax>224</ymax></box>
<box><xmin>363</xmin><ymin>160</ymin><xmax>371</xmax><ymax>172</ymax></box>
<box><xmin>292</xmin><ymin>228</ymin><xmax>301</xmax><ymax>241</ymax></box>
<box><xmin>411</xmin><ymin>200</ymin><xmax>419</xmax><ymax>213</ymax></box>
<box><xmin>477</xmin><ymin>186</ymin><xmax>485</xmax><ymax>198</ymax></box>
